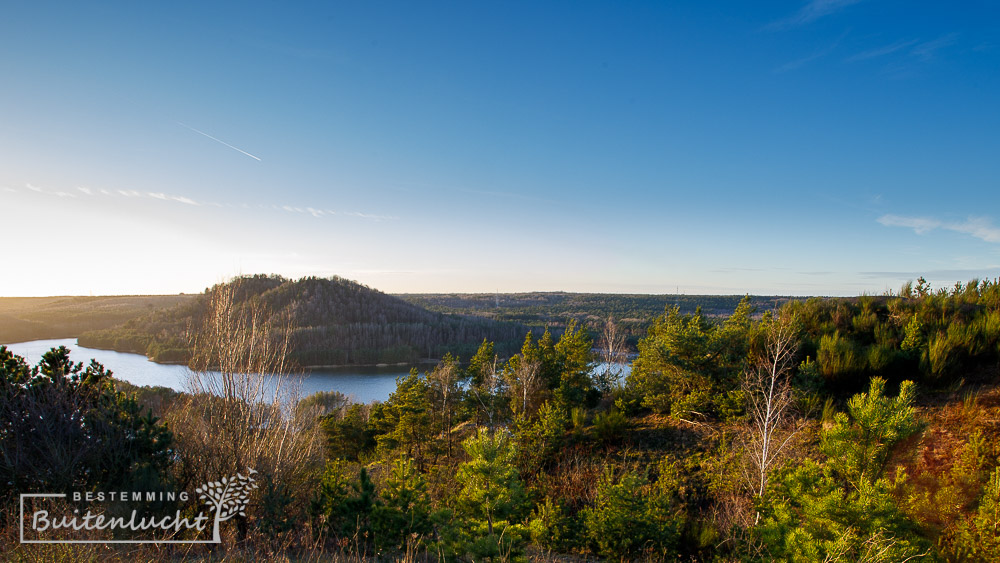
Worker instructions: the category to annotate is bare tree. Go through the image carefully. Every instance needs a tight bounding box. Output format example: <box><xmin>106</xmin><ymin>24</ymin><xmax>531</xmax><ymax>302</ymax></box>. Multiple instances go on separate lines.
<box><xmin>595</xmin><ymin>315</ymin><xmax>628</xmax><ymax>393</ymax></box>
<box><xmin>504</xmin><ymin>355</ymin><xmax>542</xmax><ymax>418</ymax></box>
<box><xmin>469</xmin><ymin>354</ymin><xmax>506</xmax><ymax>431</ymax></box>
<box><xmin>427</xmin><ymin>357</ymin><xmax>461</xmax><ymax>456</ymax></box>
<box><xmin>741</xmin><ymin>311</ymin><xmax>801</xmax><ymax>499</ymax></box>
<box><xmin>172</xmin><ymin>278</ymin><xmax>320</xmax><ymax>495</ymax></box>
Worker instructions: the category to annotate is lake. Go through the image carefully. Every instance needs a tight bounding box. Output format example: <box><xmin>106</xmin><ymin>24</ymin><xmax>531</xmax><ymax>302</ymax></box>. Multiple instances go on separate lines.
<box><xmin>2</xmin><ymin>338</ymin><xmax>407</xmax><ymax>404</ymax></box>
<box><xmin>3</xmin><ymin>339</ymin><xmax>631</xmax><ymax>404</ymax></box>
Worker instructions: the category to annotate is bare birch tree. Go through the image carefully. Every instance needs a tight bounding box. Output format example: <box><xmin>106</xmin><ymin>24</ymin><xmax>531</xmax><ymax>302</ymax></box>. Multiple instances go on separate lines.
<box><xmin>595</xmin><ymin>315</ymin><xmax>628</xmax><ymax>394</ymax></box>
<box><xmin>469</xmin><ymin>353</ymin><xmax>505</xmax><ymax>431</ymax></box>
<box><xmin>741</xmin><ymin>311</ymin><xmax>801</xmax><ymax>498</ymax></box>
<box><xmin>427</xmin><ymin>355</ymin><xmax>461</xmax><ymax>457</ymax></box>
<box><xmin>172</xmin><ymin>278</ymin><xmax>320</xmax><ymax>493</ymax></box>
<box><xmin>504</xmin><ymin>355</ymin><xmax>542</xmax><ymax>418</ymax></box>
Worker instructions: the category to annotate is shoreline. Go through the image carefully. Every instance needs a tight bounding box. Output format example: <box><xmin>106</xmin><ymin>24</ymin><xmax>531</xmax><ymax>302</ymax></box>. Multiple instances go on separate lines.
<box><xmin>9</xmin><ymin>337</ymin><xmax>444</xmax><ymax>371</ymax></box>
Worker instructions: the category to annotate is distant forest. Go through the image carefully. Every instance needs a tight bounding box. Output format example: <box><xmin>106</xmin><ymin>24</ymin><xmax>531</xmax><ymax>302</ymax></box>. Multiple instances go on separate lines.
<box><xmin>0</xmin><ymin>294</ymin><xmax>193</xmax><ymax>345</ymax></box>
<box><xmin>401</xmin><ymin>292</ymin><xmax>796</xmax><ymax>346</ymax></box>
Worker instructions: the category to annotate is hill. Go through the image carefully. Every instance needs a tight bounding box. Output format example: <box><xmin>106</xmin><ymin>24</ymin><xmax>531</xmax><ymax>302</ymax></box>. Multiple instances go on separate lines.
<box><xmin>0</xmin><ymin>295</ymin><xmax>195</xmax><ymax>345</ymax></box>
<box><xmin>78</xmin><ymin>275</ymin><xmax>530</xmax><ymax>366</ymax></box>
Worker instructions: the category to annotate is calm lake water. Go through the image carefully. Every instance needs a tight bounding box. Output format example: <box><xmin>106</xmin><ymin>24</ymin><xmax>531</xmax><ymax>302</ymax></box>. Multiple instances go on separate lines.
<box><xmin>4</xmin><ymin>339</ymin><xmax>632</xmax><ymax>404</ymax></box>
<box><xmin>2</xmin><ymin>339</ymin><xmax>407</xmax><ymax>404</ymax></box>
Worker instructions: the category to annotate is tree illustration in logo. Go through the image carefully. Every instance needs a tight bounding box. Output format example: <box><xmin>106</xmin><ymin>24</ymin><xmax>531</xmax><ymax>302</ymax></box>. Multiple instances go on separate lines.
<box><xmin>196</xmin><ymin>468</ymin><xmax>259</xmax><ymax>542</ymax></box>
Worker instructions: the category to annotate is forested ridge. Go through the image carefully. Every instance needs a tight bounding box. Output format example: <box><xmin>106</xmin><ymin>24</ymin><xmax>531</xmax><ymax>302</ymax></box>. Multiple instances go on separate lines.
<box><xmin>78</xmin><ymin>275</ymin><xmax>532</xmax><ymax>366</ymax></box>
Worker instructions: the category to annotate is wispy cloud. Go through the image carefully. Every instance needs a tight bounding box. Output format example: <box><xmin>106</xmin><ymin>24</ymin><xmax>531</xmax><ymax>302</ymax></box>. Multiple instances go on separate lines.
<box><xmin>878</xmin><ymin>214</ymin><xmax>1000</xmax><ymax>243</ymax></box>
<box><xmin>149</xmin><ymin>192</ymin><xmax>200</xmax><ymax>205</ymax></box>
<box><xmin>22</xmin><ymin>181</ymin><xmax>394</xmax><ymax>222</ymax></box>
<box><xmin>859</xmin><ymin>268</ymin><xmax>1000</xmax><ymax>280</ymax></box>
<box><xmin>178</xmin><ymin>122</ymin><xmax>262</xmax><ymax>162</ymax></box>
<box><xmin>774</xmin><ymin>31</ymin><xmax>848</xmax><ymax>73</ymax></box>
<box><xmin>911</xmin><ymin>33</ymin><xmax>959</xmax><ymax>61</ymax></box>
<box><xmin>2</xmin><ymin>186</ymin><xmax>16</xmax><ymax>193</ymax></box>
<box><xmin>767</xmin><ymin>0</ymin><xmax>864</xmax><ymax>30</ymax></box>
<box><xmin>846</xmin><ymin>39</ymin><xmax>918</xmax><ymax>62</ymax></box>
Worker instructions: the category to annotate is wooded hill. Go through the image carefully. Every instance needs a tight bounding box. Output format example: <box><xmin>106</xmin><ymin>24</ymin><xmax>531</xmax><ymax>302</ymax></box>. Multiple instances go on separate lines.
<box><xmin>78</xmin><ymin>275</ymin><xmax>531</xmax><ymax>366</ymax></box>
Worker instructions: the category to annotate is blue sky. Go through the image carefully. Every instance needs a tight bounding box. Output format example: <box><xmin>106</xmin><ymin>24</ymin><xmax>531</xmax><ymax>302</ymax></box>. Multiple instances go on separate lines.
<box><xmin>2</xmin><ymin>1</ymin><xmax>999</xmax><ymax>296</ymax></box>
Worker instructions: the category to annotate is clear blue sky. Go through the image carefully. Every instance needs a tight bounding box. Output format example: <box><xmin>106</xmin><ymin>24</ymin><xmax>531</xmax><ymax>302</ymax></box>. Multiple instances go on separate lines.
<box><xmin>2</xmin><ymin>1</ymin><xmax>999</xmax><ymax>296</ymax></box>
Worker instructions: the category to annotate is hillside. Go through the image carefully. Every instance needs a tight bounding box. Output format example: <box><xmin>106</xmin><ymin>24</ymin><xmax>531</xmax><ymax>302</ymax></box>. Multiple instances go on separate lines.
<box><xmin>78</xmin><ymin>275</ymin><xmax>530</xmax><ymax>366</ymax></box>
<box><xmin>0</xmin><ymin>295</ymin><xmax>195</xmax><ymax>345</ymax></box>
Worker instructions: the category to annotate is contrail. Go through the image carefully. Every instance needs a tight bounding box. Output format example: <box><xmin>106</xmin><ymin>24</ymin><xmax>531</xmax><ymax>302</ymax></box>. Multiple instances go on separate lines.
<box><xmin>177</xmin><ymin>122</ymin><xmax>262</xmax><ymax>161</ymax></box>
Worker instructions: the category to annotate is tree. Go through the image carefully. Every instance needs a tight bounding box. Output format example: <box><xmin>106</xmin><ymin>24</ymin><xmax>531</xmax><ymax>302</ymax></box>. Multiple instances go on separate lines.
<box><xmin>582</xmin><ymin>464</ymin><xmax>681</xmax><ymax>560</ymax></box>
<box><xmin>0</xmin><ymin>346</ymin><xmax>174</xmax><ymax>509</ymax></box>
<box><xmin>741</xmin><ymin>312</ymin><xmax>802</xmax><ymax>498</ymax></box>
<box><xmin>466</xmin><ymin>341</ymin><xmax>507</xmax><ymax>431</ymax></box>
<box><xmin>554</xmin><ymin>320</ymin><xmax>595</xmax><ymax>407</ymax></box>
<box><xmin>503</xmin><ymin>352</ymin><xmax>543</xmax><ymax>418</ymax></box>
<box><xmin>374</xmin><ymin>371</ymin><xmax>433</xmax><ymax>464</ymax></box>
<box><xmin>756</xmin><ymin>377</ymin><xmax>928</xmax><ymax>561</ymax></box>
<box><xmin>457</xmin><ymin>430</ymin><xmax>527</xmax><ymax>537</ymax></box>
<box><xmin>427</xmin><ymin>354</ymin><xmax>463</xmax><ymax>457</ymax></box>
<box><xmin>177</xmin><ymin>277</ymin><xmax>316</xmax><ymax>492</ymax></box>
<box><xmin>595</xmin><ymin>314</ymin><xmax>628</xmax><ymax>394</ymax></box>
<box><xmin>822</xmin><ymin>377</ymin><xmax>921</xmax><ymax>490</ymax></box>
<box><xmin>320</xmin><ymin>403</ymin><xmax>373</xmax><ymax>461</ymax></box>
<box><xmin>628</xmin><ymin>298</ymin><xmax>753</xmax><ymax>419</ymax></box>
<box><xmin>372</xmin><ymin>457</ymin><xmax>436</xmax><ymax>550</ymax></box>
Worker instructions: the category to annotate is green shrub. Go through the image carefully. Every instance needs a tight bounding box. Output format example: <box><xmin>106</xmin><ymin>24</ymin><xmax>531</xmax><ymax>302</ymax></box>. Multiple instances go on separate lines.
<box><xmin>582</xmin><ymin>466</ymin><xmax>680</xmax><ymax>560</ymax></box>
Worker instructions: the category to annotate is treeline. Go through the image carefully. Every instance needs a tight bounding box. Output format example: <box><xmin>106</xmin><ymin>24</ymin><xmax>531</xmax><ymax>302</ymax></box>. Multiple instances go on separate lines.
<box><xmin>0</xmin><ymin>295</ymin><xmax>193</xmax><ymax>345</ymax></box>
<box><xmin>401</xmin><ymin>292</ymin><xmax>795</xmax><ymax>347</ymax></box>
<box><xmin>79</xmin><ymin>275</ymin><xmax>532</xmax><ymax>366</ymax></box>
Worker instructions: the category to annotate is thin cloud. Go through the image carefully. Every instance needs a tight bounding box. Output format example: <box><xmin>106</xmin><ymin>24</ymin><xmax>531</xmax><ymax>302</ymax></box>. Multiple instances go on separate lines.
<box><xmin>878</xmin><ymin>214</ymin><xmax>940</xmax><ymax>234</ymax></box>
<box><xmin>859</xmin><ymin>268</ymin><xmax>1000</xmax><ymax>280</ymax></box>
<box><xmin>2</xmin><ymin>186</ymin><xmax>16</xmax><ymax>193</ymax></box>
<box><xmin>774</xmin><ymin>32</ymin><xmax>848</xmax><ymax>73</ymax></box>
<box><xmin>148</xmin><ymin>192</ymin><xmax>200</xmax><ymax>205</ymax></box>
<box><xmin>878</xmin><ymin>214</ymin><xmax>1000</xmax><ymax>243</ymax></box>
<box><xmin>178</xmin><ymin>122</ymin><xmax>262</xmax><ymax>162</ymax></box>
<box><xmin>846</xmin><ymin>39</ymin><xmax>917</xmax><ymax>62</ymax></box>
<box><xmin>21</xmin><ymin>179</ymin><xmax>392</xmax><ymax>221</ymax></box>
<box><xmin>911</xmin><ymin>33</ymin><xmax>959</xmax><ymax>61</ymax></box>
<box><xmin>343</xmin><ymin>211</ymin><xmax>395</xmax><ymax>221</ymax></box>
<box><xmin>767</xmin><ymin>0</ymin><xmax>864</xmax><ymax>30</ymax></box>
<box><xmin>949</xmin><ymin>217</ymin><xmax>1000</xmax><ymax>243</ymax></box>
